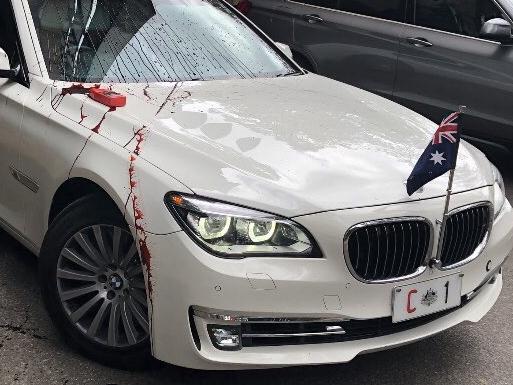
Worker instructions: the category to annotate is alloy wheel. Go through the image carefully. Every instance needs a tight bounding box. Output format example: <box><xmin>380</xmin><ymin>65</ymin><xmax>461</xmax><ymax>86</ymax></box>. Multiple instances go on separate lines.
<box><xmin>56</xmin><ymin>225</ymin><xmax>149</xmax><ymax>347</ymax></box>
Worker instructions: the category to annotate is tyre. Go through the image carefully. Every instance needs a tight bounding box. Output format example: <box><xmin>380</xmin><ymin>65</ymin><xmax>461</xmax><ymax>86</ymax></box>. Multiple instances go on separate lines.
<box><xmin>39</xmin><ymin>194</ymin><xmax>151</xmax><ymax>369</ymax></box>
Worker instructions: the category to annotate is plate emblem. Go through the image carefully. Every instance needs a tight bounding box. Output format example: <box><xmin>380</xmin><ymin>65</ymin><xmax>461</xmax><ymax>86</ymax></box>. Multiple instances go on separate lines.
<box><xmin>420</xmin><ymin>288</ymin><xmax>438</xmax><ymax>307</ymax></box>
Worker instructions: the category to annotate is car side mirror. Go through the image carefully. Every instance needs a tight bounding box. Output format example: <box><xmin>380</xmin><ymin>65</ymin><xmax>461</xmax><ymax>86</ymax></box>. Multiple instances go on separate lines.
<box><xmin>275</xmin><ymin>42</ymin><xmax>293</xmax><ymax>60</ymax></box>
<box><xmin>0</xmin><ymin>48</ymin><xmax>20</xmax><ymax>79</ymax></box>
<box><xmin>480</xmin><ymin>18</ymin><xmax>513</xmax><ymax>44</ymax></box>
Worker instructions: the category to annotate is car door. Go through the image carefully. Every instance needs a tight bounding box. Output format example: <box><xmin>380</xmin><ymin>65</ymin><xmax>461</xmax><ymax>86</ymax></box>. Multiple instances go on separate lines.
<box><xmin>0</xmin><ymin>2</ymin><xmax>30</xmax><ymax>234</ymax></box>
<box><xmin>394</xmin><ymin>0</ymin><xmax>513</xmax><ymax>147</ymax></box>
<box><xmin>249</xmin><ymin>0</ymin><xmax>294</xmax><ymax>45</ymax></box>
<box><xmin>285</xmin><ymin>0</ymin><xmax>406</xmax><ymax>97</ymax></box>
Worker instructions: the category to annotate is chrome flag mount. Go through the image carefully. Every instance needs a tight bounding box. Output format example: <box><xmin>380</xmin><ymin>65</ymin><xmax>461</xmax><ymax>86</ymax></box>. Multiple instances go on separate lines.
<box><xmin>406</xmin><ymin>106</ymin><xmax>468</xmax><ymax>267</ymax></box>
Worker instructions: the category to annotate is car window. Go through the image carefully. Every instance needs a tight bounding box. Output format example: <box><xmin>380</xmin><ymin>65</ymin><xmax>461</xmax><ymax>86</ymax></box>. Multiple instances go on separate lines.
<box><xmin>339</xmin><ymin>0</ymin><xmax>404</xmax><ymax>22</ymax></box>
<box><xmin>294</xmin><ymin>0</ymin><xmax>404</xmax><ymax>22</ymax></box>
<box><xmin>27</xmin><ymin>0</ymin><xmax>295</xmax><ymax>83</ymax></box>
<box><xmin>0</xmin><ymin>2</ymin><xmax>17</xmax><ymax>64</ymax></box>
<box><xmin>414</xmin><ymin>0</ymin><xmax>504</xmax><ymax>38</ymax></box>
<box><xmin>296</xmin><ymin>0</ymin><xmax>339</xmax><ymax>9</ymax></box>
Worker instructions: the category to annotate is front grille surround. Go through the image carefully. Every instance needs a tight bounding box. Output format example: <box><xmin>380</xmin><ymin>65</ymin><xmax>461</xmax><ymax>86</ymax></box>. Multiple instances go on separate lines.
<box><xmin>439</xmin><ymin>202</ymin><xmax>492</xmax><ymax>270</ymax></box>
<box><xmin>343</xmin><ymin>217</ymin><xmax>434</xmax><ymax>284</ymax></box>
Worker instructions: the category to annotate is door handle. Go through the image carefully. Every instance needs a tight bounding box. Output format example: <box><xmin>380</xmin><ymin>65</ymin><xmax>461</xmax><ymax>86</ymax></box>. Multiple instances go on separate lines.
<box><xmin>303</xmin><ymin>14</ymin><xmax>324</xmax><ymax>24</ymax></box>
<box><xmin>406</xmin><ymin>37</ymin><xmax>433</xmax><ymax>47</ymax></box>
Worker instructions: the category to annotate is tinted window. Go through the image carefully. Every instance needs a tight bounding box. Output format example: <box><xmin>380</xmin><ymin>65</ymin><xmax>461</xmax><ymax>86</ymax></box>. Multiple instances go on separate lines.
<box><xmin>295</xmin><ymin>0</ymin><xmax>403</xmax><ymax>21</ymax></box>
<box><xmin>339</xmin><ymin>0</ymin><xmax>403</xmax><ymax>22</ymax></box>
<box><xmin>28</xmin><ymin>0</ymin><xmax>295</xmax><ymax>83</ymax></box>
<box><xmin>414</xmin><ymin>0</ymin><xmax>504</xmax><ymax>38</ymax></box>
<box><xmin>296</xmin><ymin>0</ymin><xmax>339</xmax><ymax>9</ymax></box>
<box><xmin>0</xmin><ymin>3</ymin><xmax>17</xmax><ymax>62</ymax></box>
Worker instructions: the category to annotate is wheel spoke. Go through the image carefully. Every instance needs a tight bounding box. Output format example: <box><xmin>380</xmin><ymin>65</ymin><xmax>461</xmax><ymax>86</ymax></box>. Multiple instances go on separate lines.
<box><xmin>60</xmin><ymin>284</ymin><xmax>98</xmax><ymax>301</ymax></box>
<box><xmin>112</xmin><ymin>227</ymin><xmax>122</xmax><ymax>264</ymax></box>
<box><xmin>75</xmin><ymin>231</ymin><xmax>106</xmax><ymax>267</ymax></box>
<box><xmin>87</xmin><ymin>299</ymin><xmax>109</xmax><ymax>338</ymax></box>
<box><xmin>108</xmin><ymin>302</ymin><xmax>121</xmax><ymax>347</ymax></box>
<box><xmin>70</xmin><ymin>294</ymin><xmax>102</xmax><ymax>323</ymax></box>
<box><xmin>130</xmin><ymin>288</ymin><xmax>148</xmax><ymax>308</ymax></box>
<box><xmin>61</xmin><ymin>247</ymin><xmax>99</xmax><ymax>272</ymax></box>
<box><xmin>127</xmin><ymin>297</ymin><xmax>149</xmax><ymax>333</ymax></box>
<box><xmin>92</xmin><ymin>226</ymin><xmax>112</xmax><ymax>263</ymax></box>
<box><xmin>121</xmin><ymin>300</ymin><xmax>137</xmax><ymax>345</ymax></box>
<box><xmin>130</xmin><ymin>278</ymin><xmax>146</xmax><ymax>290</ymax></box>
<box><xmin>119</xmin><ymin>242</ymin><xmax>137</xmax><ymax>269</ymax></box>
<box><xmin>127</xmin><ymin>264</ymin><xmax>142</xmax><ymax>278</ymax></box>
<box><xmin>57</xmin><ymin>268</ymin><xmax>97</xmax><ymax>282</ymax></box>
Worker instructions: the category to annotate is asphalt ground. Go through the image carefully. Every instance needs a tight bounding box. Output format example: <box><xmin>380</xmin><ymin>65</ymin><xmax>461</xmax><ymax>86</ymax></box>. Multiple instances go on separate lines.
<box><xmin>0</xmin><ymin>157</ymin><xmax>511</xmax><ymax>385</ymax></box>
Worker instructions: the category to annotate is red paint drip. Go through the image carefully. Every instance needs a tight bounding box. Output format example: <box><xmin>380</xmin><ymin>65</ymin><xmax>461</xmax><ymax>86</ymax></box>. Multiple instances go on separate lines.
<box><xmin>133</xmin><ymin>126</ymin><xmax>147</xmax><ymax>156</ymax></box>
<box><xmin>127</xmin><ymin>127</ymin><xmax>153</xmax><ymax>300</ymax></box>
<box><xmin>91</xmin><ymin>106</ymin><xmax>116</xmax><ymax>133</ymax></box>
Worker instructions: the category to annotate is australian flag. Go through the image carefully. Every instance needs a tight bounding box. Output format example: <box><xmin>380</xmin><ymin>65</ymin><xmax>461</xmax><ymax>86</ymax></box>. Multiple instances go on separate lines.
<box><xmin>406</xmin><ymin>112</ymin><xmax>462</xmax><ymax>196</ymax></box>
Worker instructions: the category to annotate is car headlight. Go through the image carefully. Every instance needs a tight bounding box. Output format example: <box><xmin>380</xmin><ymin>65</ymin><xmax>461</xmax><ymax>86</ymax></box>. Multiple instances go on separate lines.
<box><xmin>165</xmin><ymin>193</ymin><xmax>321</xmax><ymax>258</ymax></box>
<box><xmin>491</xmin><ymin>163</ymin><xmax>506</xmax><ymax>219</ymax></box>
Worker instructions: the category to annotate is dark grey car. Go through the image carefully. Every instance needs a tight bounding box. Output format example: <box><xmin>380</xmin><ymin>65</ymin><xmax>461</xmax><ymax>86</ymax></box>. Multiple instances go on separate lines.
<box><xmin>248</xmin><ymin>0</ymin><xmax>513</xmax><ymax>151</ymax></box>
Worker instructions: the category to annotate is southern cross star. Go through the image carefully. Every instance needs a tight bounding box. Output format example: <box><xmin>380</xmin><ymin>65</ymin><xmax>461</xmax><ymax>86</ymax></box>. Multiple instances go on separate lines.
<box><xmin>430</xmin><ymin>150</ymin><xmax>446</xmax><ymax>165</ymax></box>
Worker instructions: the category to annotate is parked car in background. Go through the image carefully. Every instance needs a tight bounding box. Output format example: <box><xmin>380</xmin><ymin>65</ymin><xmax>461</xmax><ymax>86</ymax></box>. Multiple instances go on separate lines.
<box><xmin>248</xmin><ymin>0</ymin><xmax>513</xmax><ymax>152</ymax></box>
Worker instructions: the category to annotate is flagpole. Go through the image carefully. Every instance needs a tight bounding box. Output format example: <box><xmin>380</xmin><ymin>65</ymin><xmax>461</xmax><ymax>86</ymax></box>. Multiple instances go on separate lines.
<box><xmin>431</xmin><ymin>106</ymin><xmax>466</xmax><ymax>268</ymax></box>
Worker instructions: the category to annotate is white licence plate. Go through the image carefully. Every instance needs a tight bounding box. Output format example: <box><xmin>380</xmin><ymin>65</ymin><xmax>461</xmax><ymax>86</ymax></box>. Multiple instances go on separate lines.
<box><xmin>392</xmin><ymin>274</ymin><xmax>462</xmax><ymax>323</ymax></box>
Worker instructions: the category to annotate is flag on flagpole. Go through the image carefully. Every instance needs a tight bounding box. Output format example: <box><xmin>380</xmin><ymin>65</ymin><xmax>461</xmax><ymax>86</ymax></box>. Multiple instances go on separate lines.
<box><xmin>406</xmin><ymin>112</ymin><xmax>462</xmax><ymax>196</ymax></box>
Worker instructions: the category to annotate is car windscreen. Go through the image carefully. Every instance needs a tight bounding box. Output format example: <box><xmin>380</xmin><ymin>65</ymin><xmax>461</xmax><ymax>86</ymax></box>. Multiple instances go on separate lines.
<box><xmin>28</xmin><ymin>0</ymin><xmax>295</xmax><ymax>83</ymax></box>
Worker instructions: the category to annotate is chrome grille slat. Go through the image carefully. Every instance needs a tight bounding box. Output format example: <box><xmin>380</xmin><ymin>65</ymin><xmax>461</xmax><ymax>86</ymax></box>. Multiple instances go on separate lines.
<box><xmin>373</xmin><ymin>227</ymin><xmax>380</xmax><ymax>280</ymax></box>
<box><xmin>242</xmin><ymin>330</ymin><xmax>347</xmax><ymax>338</ymax></box>
<box><xmin>364</xmin><ymin>228</ymin><xmax>371</xmax><ymax>278</ymax></box>
<box><xmin>415</xmin><ymin>222</ymin><xmax>427</xmax><ymax>269</ymax></box>
<box><xmin>403</xmin><ymin>222</ymin><xmax>413</xmax><ymax>276</ymax></box>
<box><xmin>440</xmin><ymin>203</ymin><xmax>491</xmax><ymax>268</ymax></box>
<box><xmin>355</xmin><ymin>231</ymin><xmax>361</xmax><ymax>271</ymax></box>
<box><xmin>397</xmin><ymin>223</ymin><xmax>405</xmax><ymax>276</ymax></box>
<box><xmin>382</xmin><ymin>226</ymin><xmax>389</xmax><ymax>279</ymax></box>
<box><xmin>467</xmin><ymin>210</ymin><xmax>476</xmax><ymax>258</ymax></box>
<box><xmin>463</xmin><ymin>211</ymin><xmax>472</xmax><ymax>259</ymax></box>
<box><xmin>345</xmin><ymin>218</ymin><xmax>431</xmax><ymax>282</ymax></box>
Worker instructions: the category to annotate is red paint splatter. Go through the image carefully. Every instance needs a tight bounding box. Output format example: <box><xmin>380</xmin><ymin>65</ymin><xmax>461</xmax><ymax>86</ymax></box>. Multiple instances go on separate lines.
<box><xmin>61</xmin><ymin>83</ymin><xmax>100</xmax><ymax>96</ymax></box>
<box><xmin>79</xmin><ymin>105</ymin><xmax>87</xmax><ymax>124</ymax></box>
<box><xmin>133</xmin><ymin>126</ymin><xmax>147</xmax><ymax>156</ymax></box>
<box><xmin>127</xmin><ymin>128</ymin><xmax>153</xmax><ymax>300</ymax></box>
<box><xmin>91</xmin><ymin>106</ymin><xmax>116</xmax><ymax>133</ymax></box>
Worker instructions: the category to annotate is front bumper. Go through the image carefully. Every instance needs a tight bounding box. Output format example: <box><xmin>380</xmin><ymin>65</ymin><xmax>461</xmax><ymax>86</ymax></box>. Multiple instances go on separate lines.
<box><xmin>145</xmin><ymin>187</ymin><xmax>513</xmax><ymax>369</ymax></box>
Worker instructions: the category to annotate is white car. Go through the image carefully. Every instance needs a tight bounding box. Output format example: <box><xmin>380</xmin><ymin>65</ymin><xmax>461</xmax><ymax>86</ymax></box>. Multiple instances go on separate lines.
<box><xmin>0</xmin><ymin>0</ymin><xmax>512</xmax><ymax>371</ymax></box>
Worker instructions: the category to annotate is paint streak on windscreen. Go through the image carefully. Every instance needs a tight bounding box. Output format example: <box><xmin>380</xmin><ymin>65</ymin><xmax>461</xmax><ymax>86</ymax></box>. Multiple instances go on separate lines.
<box><xmin>29</xmin><ymin>0</ymin><xmax>295</xmax><ymax>82</ymax></box>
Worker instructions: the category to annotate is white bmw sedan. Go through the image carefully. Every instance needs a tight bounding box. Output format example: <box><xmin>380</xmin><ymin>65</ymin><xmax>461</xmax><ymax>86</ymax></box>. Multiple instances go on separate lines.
<box><xmin>0</xmin><ymin>0</ymin><xmax>512</xmax><ymax>371</ymax></box>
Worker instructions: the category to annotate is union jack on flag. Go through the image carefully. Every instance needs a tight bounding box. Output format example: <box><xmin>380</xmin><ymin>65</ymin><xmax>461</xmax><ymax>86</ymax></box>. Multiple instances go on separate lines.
<box><xmin>432</xmin><ymin>112</ymin><xmax>459</xmax><ymax>145</ymax></box>
<box><xmin>406</xmin><ymin>112</ymin><xmax>462</xmax><ymax>196</ymax></box>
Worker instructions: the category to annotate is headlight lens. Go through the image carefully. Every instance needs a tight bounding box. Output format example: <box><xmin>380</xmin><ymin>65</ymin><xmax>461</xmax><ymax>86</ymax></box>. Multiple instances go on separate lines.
<box><xmin>491</xmin><ymin>163</ymin><xmax>506</xmax><ymax>219</ymax></box>
<box><xmin>165</xmin><ymin>193</ymin><xmax>321</xmax><ymax>258</ymax></box>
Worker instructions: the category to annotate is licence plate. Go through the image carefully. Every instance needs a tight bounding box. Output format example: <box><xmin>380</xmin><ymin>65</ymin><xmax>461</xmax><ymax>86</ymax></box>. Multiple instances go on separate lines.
<box><xmin>392</xmin><ymin>274</ymin><xmax>462</xmax><ymax>323</ymax></box>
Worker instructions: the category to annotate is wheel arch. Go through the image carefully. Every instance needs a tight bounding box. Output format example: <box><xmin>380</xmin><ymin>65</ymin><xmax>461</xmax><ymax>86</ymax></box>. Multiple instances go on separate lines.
<box><xmin>48</xmin><ymin>176</ymin><xmax>125</xmax><ymax>228</ymax></box>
